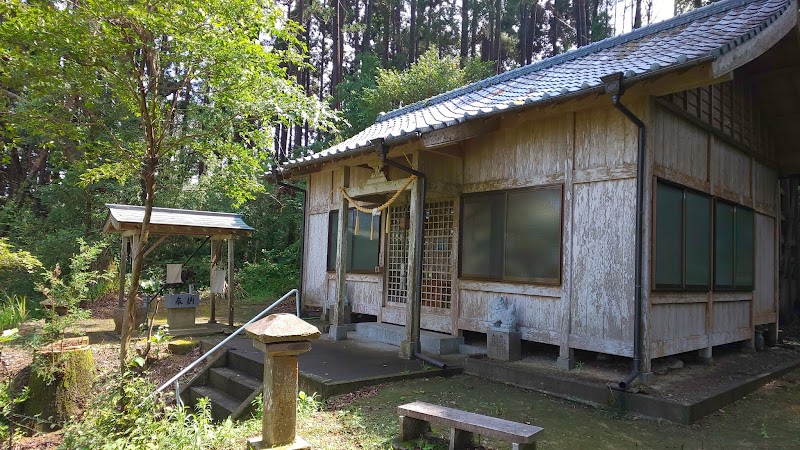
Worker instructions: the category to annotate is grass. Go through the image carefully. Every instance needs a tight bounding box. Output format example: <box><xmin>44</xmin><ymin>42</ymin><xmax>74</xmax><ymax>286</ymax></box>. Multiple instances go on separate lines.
<box><xmin>293</xmin><ymin>371</ymin><xmax>800</xmax><ymax>450</ymax></box>
<box><xmin>0</xmin><ymin>295</ymin><xmax>30</xmax><ymax>330</ymax></box>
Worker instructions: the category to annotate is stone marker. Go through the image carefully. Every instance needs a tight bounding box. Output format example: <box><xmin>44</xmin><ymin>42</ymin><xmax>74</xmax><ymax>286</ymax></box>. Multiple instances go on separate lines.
<box><xmin>486</xmin><ymin>297</ymin><xmax>521</xmax><ymax>362</ymax></box>
<box><xmin>245</xmin><ymin>313</ymin><xmax>321</xmax><ymax>450</ymax></box>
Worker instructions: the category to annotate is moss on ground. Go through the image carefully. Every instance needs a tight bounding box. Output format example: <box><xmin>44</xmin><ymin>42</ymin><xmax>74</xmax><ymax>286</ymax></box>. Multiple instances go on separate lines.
<box><xmin>306</xmin><ymin>370</ymin><xmax>800</xmax><ymax>449</ymax></box>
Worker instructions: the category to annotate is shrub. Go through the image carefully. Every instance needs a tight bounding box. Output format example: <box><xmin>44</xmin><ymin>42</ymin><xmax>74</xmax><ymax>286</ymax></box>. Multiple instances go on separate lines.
<box><xmin>0</xmin><ymin>239</ymin><xmax>44</xmax><ymax>300</ymax></box>
<box><xmin>61</xmin><ymin>374</ymin><xmax>255</xmax><ymax>450</ymax></box>
<box><xmin>236</xmin><ymin>245</ymin><xmax>299</xmax><ymax>302</ymax></box>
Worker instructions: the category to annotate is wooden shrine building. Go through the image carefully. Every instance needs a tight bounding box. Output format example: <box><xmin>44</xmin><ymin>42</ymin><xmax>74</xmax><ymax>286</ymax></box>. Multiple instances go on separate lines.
<box><xmin>277</xmin><ymin>0</ymin><xmax>800</xmax><ymax>383</ymax></box>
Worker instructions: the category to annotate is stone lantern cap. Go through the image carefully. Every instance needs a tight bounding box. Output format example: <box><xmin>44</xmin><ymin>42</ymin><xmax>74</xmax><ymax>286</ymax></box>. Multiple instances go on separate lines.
<box><xmin>245</xmin><ymin>313</ymin><xmax>321</xmax><ymax>344</ymax></box>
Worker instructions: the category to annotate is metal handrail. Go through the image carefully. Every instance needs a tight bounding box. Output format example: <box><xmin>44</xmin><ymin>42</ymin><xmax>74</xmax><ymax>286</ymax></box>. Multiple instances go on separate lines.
<box><xmin>156</xmin><ymin>288</ymin><xmax>300</xmax><ymax>399</ymax></box>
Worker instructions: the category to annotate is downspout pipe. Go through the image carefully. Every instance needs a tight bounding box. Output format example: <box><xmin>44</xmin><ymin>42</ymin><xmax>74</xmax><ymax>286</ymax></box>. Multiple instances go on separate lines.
<box><xmin>272</xmin><ymin>169</ymin><xmax>307</xmax><ymax>317</ymax></box>
<box><xmin>601</xmin><ymin>73</ymin><xmax>646</xmax><ymax>390</ymax></box>
<box><xmin>374</xmin><ymin>139</ymin><xmax>447</xmax><ymax>370</ymax></box>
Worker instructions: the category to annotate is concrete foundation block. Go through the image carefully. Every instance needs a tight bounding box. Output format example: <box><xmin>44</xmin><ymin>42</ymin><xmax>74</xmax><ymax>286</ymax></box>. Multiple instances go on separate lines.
<box><xmin>246</xmin><ymin>436</ymin><xmax>311</xmax><ymax>450</ymax></box>
<box><xmin>167</xmin><ymin>307</ymin><xmax>196</xmax><ymax>329</ymax></box>
<box><xmin>556</xmin><ymin>356</ymin><xmax>575</xmax><ymax>370</ymax></box>
<box><xmin>329</xmin><ymin>325</ymin><xmax>349</xmax><ymax>341</ymax></box>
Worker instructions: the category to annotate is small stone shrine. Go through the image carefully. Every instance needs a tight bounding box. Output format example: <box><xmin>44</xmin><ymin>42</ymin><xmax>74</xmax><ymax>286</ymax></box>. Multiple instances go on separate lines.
<box><xmin>245</xmin><ymin>313</ymin><xmax>321</xmax><ymax>450</ymax></box>
<box><xmin>164</xmin><ymin>289</ymin><xmax>200</xmax><ymax>329</ymax></box>
<box><xmin>486</xmin><ymin>297</ymin><xmax>521</xmax><ymax>361</ymax></box>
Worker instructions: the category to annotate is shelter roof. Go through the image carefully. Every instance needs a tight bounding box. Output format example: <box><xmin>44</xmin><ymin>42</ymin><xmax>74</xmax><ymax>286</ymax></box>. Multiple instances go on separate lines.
<box><xmin>281</xmin><ymin>0</ymin><xmax>796</xmax><ymax>171</ymax></box>
<box><xmin>103</xmin><ymin>204</ymin><xmax>254</xmax><ymax>237</ymax></box>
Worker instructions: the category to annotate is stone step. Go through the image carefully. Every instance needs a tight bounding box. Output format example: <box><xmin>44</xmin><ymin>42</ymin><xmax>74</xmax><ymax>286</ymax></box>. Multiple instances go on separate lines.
<box><xmin>459</xmin><ymin>344</ymin><xmax>488</xmax><ymax>356</ymax></box>
<box><xmin>188</xmin><ymin>385</ymin><xmax>241</xmax><ymax>422</ymax></box>
<box><xmin>227</xmin><ymin>349</ymin><xmax>264</xmax><ymax>380</ymax></box>
<box><xmin>209</xmin><ymin>367</ymin><xmax>261</xmax><ymax>401</ymax></box>
<box><xmin>353</xmin><ymin>323</ymin><xmax>463</xmax><ymax>355</ymax></box>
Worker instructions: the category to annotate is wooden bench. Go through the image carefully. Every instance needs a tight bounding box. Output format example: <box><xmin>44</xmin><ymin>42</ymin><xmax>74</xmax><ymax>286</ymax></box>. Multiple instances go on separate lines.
<box><xmin>397</xmin><ymin>401</ymin><xmax>543</xmax><ymax>450</ymax></box>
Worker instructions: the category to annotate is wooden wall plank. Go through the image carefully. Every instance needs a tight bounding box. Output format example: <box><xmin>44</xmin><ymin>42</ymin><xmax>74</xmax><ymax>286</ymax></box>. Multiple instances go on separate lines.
<box><xmin>570</xmin><ymin>179</ymin><xmax>636</xmax><ymax>353</ymax></box>
<box><xmin>754</xmin><ymin>213</ymin><xmax>777</xmax><ymax>322</ymax></box>
<box><xmin>303</xmin><ymin>213</ymin><xmax>329</xmax><ymax>307</ymax></box>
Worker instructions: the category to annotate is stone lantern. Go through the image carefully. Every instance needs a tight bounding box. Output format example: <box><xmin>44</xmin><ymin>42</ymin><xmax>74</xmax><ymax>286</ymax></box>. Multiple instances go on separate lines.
<box><xmin>244</xmin><ymin>313</ymin><xmax>320</xmax><ymax>450</ymax></box>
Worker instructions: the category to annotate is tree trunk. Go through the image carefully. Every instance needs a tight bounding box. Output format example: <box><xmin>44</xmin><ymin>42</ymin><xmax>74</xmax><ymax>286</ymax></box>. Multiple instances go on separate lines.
<box><xmin>633</xmin><ymin>0</ymin><xmax>643</xmax><ymax>29</ymax></box>
<box><xmin>362</xmin><ymin>0</ymin><xmax>373</xmax><ymax>53</ymax></box>
<box><xmin>119</xmin><ymin>155</ymin><xmax>156</xmax><ymax>372</ymax></box>
<box><xmin>409</xmin><ymin>0</ymin><xmax>417</xmax><ymax>65</ymax></box>
<box><xmin>518</xmin><ymin>2</ymin><xmax>527</xmax><ymax>66</ymax></box>
<box><xmin>469</xmin><ymin>0</ymin><xmax>477</xmax><ymax>58</ymax></box>
<box><xmin>494</xmin><ymin>0</ymin><xmax>502</xmax><ymax>72</ymax></box>
<box><xmin>460</xmin><ymin>0</ymin><xmax>469</xmax><ymax>61</ymax></box>
<box><xmin>332</xmin><ymin>0</ymin><xmax>342</xmax><ymax>108</ymax></box>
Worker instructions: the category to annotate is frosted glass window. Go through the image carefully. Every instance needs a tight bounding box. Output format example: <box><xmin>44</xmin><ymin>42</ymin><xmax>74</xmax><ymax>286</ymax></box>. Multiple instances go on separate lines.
<box><xmin>460</xmin><ymin>187</ymin><xmax>562</xmax><ymax>284</ymax></box>
<box><xmin>715</xmin><ymin>201</ymin><xmax>735</xmax><ymax>288</ymax></box>
<box><xmin>685</xmin><ymin>192</ymin><xmax>711</xmax><ymax>288</ymax></box>
<box><xmin>655</xmin><ymin>183</ymin><xmax>683</xmax><ymax>287</ymax></box>
<box><xmin>505</xmin><ymin>189</ymin><xmax>562</xmax><ymax>281</ymax></box>
<box><xmin>327</xmin><ymin>209</ymin><xmax>380</xmax><ymax>272</ymax></box>
<box><xmin>653</xmin><ymin>181</ymin><xmax>711</xmax><ymax>291</ymax></box>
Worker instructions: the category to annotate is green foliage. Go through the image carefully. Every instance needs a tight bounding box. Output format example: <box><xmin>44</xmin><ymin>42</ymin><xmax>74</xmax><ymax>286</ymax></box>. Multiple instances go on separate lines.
<box><xmin>341</xmin><ymin>50</ymin><xmax>493</xmax><ymax>138</ymax></box>
<box><xmin>61</xmin><ymin>374</ymin><xmax>249</xmax><ymax>450</ymax></box>
<box><xmin>236</xmin><ymin>245</ymin><xmax>300</xmax><ymax>302</ymax></box>
<box><xmin>297</xmin><ymin>391</ymin><xmax>320</xmax><ymax>416</ymax></box>
<box><xmin>0</xmin><ymin>295</ymin><xmax>29</xmax><ymax>330</ymax></box>
<box><xmin>38</xmin><ymin>239</ymin><xmax>113</xmax><ymax>309</ymax></box>
<box><xmin>0</xmin><ymin>238</ymin><xmax>44</xmax><ymax>300</ymax></box>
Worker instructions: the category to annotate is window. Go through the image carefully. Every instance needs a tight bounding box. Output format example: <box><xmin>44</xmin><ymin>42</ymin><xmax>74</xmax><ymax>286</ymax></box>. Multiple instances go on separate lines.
<box><xmin>460</xmin><ymin>186</ymin><xmax>562</xmax><ymax>284</ymax></box>
<box><xmin>653</xmin><ymin>179</ymin><xmax>754</xmax><ymax>292</ymax></box>
<box><xmin>715</xmin><ymin>201</ymin><xmax>754</xmax><ymax>290</ymax></box>
<box><xmin>653</xmin><ymin>181</ymin><xmax>712</xmax><ymax>290</ymax></box>
<box><xmin>327</xmin><ymin>209</ymin><xmax>381</xmax><ymax>273</ymax></box>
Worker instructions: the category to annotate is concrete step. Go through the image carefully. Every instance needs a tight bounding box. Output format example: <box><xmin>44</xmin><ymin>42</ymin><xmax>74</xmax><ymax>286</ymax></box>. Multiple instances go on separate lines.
<box><xmin>459</xmin><ymin>344</ymin><xmax>488</xmax><ymax>356</ymax></box>
<box><xmin>227</xmin><ymin>349</ymin><xmax>263</xmax><ymax>380</ymax></box>
<box><xmin>353</xmin><ymin>323</ymin><xmax>464</xmax><ymax>355</ymax></box>
<box><xmin>188</xmin><ymin>386</ymin><xmax>240</xmax><ymax>422</ymax></box>
<box><xmin>209</xmin><ymin>367</ymin><xmax>261</xmax><ymax>401</ymax></box>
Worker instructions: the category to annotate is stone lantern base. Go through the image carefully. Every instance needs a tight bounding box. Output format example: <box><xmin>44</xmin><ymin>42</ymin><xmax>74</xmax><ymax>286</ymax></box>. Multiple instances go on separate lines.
<box><xmin>246</xmin><ymin>436</ymin><xmax>311</xmax><ymax>450</ymax></box>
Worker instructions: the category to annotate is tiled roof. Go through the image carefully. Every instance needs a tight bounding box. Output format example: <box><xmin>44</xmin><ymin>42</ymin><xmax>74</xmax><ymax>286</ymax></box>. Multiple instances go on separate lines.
<box><xmin>104</xmin><ymin>204</ymin><xmax>254</xmax><ymax>234</ymax></box>
<box><xmin>282</xmin><ymin>0</ymin><xmax>795</xmax><ymax>170</ymax></box>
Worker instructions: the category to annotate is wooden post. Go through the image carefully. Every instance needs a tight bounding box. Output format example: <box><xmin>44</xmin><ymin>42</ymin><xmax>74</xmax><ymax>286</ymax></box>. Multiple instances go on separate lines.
<box><xmin>702</xmin><ymin>134</ymin><xmax>715</xmax><ymax>363</ymax></box>
<box><xmin>401</xmin><ymin>174</ymin><xmax>422</xmax><ymax>359</ymax></box>
<box><xmin>557</xmin><ymin>113</ymin><xmax>575</xmax><ymax>370</ymax></box>
<box><xmin>639</xmin><ymin>99</ymin><xmax>654</xmax><ymax>379</ymax></box>
<box><xmin>210</xmin><ymin>238</ymin><xmax>222</xmax><ymax>324</ymax></box>
<box><xmin>118</xmin><ymin>235</ymin><xmax>128</xmax><ymax>308</ymax></box>
<box><xmin>228</xmin><ymin>238</ymin><xmax>234</xmax><ymax>327</ymax></box>
<box><xmin>331</xmin><ymin>167</ymin><xmax>350</xmax><ymax>340</ymax></box>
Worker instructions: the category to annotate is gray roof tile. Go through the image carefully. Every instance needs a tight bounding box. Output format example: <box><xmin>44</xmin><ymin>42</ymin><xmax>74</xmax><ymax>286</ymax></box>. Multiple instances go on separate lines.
<box><xmin>283</xmin><ymin>0</ymin><xmax>794</xmax><ymax>170</ymax></box>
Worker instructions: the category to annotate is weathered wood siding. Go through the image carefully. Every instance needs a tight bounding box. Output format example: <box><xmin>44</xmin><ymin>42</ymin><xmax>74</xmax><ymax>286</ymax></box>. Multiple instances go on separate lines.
<box><xmin>302</xmin><ymin>212</ymin><xmax>329</xmax><ymax>307</ymax></box>
<box><xmin>649</xmin><ymin>83</ymin><xmax>778</xmax><ymax>359</ymax></box>
<box><xmin>569</xmin><ymin>179</ymin><xmax>636</xmax><ymax>356</ymax></box>
<box><xmin>754</xmin><ymin>213</ymin><xmax>777</xmax><ymax>325</ymax></box>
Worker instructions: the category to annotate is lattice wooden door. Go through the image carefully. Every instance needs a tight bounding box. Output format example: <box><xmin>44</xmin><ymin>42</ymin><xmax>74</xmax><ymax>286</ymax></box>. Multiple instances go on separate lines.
<box><xmin>385</xmin><ymin>201</ymin><xmax>454</xmax><ymax>310</ymax></box>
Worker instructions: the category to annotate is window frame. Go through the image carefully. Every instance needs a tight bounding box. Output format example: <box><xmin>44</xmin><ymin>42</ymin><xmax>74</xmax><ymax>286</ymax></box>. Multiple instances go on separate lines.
<box><xmin>652</xmin><ymin>179</ymin><xmax>712</xmax><ymax>292</ymax></box>
<box><xmin>713</xmin><ymin>199</ymin><xmax>754</xmax><ymax>291</ymax></box>
<box><xmin>458</xmin><ymin>184</ymin><xmax>563</xmax><ymax>285</ymax></box>
<box><xmin>326</xmin><ymin>208</ymin><xmax>382</xmax><ymax>274</ymax></box>
<box><xmin>652</xmin><ymin>178</ymin><xmax>755</xmax><ymax>293</ymax></box>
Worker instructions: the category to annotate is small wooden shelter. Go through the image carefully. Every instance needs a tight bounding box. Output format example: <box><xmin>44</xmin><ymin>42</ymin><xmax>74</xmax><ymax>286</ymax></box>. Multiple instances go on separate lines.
<box><xmin>276</xmin><ymin>0</ymin><xmax>800</xmax><ymax>385</ymax></box>
<box><xmin>103</xmin><ymin>204</ymin><xmax>254</xmax><ymax>326</ymax></box>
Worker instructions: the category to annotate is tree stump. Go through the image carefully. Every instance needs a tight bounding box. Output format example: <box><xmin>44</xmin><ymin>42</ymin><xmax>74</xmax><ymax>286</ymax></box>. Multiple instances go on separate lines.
<box><xmin>23</xmin><ymin>337</ymin><xmax>96</xmax><ymax>431</ymax></box>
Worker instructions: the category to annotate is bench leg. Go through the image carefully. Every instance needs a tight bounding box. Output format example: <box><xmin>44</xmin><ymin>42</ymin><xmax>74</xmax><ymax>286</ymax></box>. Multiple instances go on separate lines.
<box><xmin>512</xmin><ymin>443</ymin><xmax>536</xmax><ymax>450</ymax></box>
<box><xmin>399</xmin><ymin>415</ymin><xmax>429</xmax><ymax>441</ymax></box>
<box><xmin>449</xmin><ymin>428</ymin><xmax>474</xmax><ymax>450</ymax></box>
